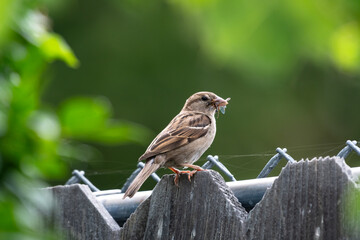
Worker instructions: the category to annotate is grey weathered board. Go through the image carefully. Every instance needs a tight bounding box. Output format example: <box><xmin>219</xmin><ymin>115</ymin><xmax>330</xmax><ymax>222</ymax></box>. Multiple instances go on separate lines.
<box><xmin>50</xmin><ymin>184</ymin><xmax>121</xmax><ymax>239</ymax></box>
<box><xmin>50</xmin><ymin>156</ymin><xmax>360</xmax><ymax>239</ymax></box>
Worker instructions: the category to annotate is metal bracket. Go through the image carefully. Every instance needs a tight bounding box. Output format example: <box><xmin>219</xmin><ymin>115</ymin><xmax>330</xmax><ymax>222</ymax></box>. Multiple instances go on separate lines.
<box><xmin>65</xmin><ymin>170</ymin><xmax>100</xmax><ymax>192</ymax></box>
<box><xmin>202</xmin><ymin>155</ymin><xmax>236</xmax><ymax>181</ymax></box>
<box><xmin>337</xmin><ymin>140</ymin><xmax>360</xmax><ymax>158</ymax></box>
<box><xmin>257</xmin><ymin>148</ymin><xmax>296</xmax><ymax>178</ymax></box>
<box><xmin>120</xmin><ymin>162</ymin><xmax>161</xmax><ymax>193</ymax></box>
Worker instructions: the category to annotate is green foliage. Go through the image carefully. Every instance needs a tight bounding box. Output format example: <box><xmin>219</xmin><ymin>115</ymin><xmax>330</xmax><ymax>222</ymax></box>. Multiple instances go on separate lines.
<box><xmin>0</xmin><ymin>1</ymin><xmax>151</xmax><ymax>238</ymax></box>
<box><xmin>45</xmin><ymin>0</ymin><xmax>360</xmax><ymax>192</ymax></box>
<box><xmin>1</xmin><ymin>0</ymin><xmax>358</xmax><ymax>237</ymax></box>
<box><xmin>171</xmin><ymin>0</ymin><xmax>360</xmax><ymax>79</ymax></box>
<box><xmin>59</xmin><ymin>97</ymin><xmax>151</xmax><ymax>144</ymax></box>
<box><xmin>344</xmin><ymin>188</ymin><xmax>360</xmax><ymax>237</ymax></box>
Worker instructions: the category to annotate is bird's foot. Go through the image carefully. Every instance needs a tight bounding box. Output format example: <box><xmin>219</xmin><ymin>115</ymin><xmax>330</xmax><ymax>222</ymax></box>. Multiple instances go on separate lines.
<box><xmin>169</xmin><ymin>166</ymin><xmax>205</xmax><ymax>185</ymax></box>
<box><xmin>181</xmin><ymin>164</ymin><xmax>205</xmax><ymax>181</ymax></box>
<box><xmin>169</xmin><ymin>167</ymin><xmax>182</xmax><ymax>186</ymax></box>
<box><xmin>186</xmin><ymin>170</ymin><xmax>198</xmax><ymax>181</ymax></box>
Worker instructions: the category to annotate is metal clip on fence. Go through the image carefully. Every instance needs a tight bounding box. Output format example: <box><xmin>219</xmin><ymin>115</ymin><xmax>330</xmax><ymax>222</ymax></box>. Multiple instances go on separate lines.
<box><xmin>337</xmin><ymin>140</ymin><xmax>360</xmax><ymax>158</ymax></box>
<box><xmin>65</xmin><ymin>169</ymin><xmax>100</xmax><ymax>192</ymax></box>
<box><xmin>257</xmin><ymin>148</ymin><xmax>296</xmax><ymax>178</ymax></box>
<box><xmin>121</xmin><ymin>162</ymin><xmax>161</xmax><ymax>193</ymax></box>
<box><xmin>202</xmin><ymin>155</ymin><xmax>236</xmax><ymax>181</ymax></box>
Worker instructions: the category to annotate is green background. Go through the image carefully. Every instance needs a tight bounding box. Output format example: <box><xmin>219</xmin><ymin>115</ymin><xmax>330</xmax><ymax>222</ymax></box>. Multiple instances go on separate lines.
<box><xmin>47</xmin><ymin>0</ymin><xmax>360</xmax><ymax>189</ymax></box>
<box><xmin>1</xmin><ymin>0</ymin><xmax>360</xmax><ymax>238</ymax></box>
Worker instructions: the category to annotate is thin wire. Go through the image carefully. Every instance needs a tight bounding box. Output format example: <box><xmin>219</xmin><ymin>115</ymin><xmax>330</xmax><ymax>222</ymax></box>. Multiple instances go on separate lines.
<box><xmin>85</xmin><ymin>169</ymin><xmax>135</xmax><ymax>176</ymax></box>
<box><xmin>318</xmin><ymin>144</ymin><xmax>344</xmax><ymax>156</ymax></box>
<box><xmin>285</xmin><ymin>141</ymin><xmax>344</xmax><ymax>150</ymax></box>
<box><xmin>79</xmin><ymin>141</ymin><xmax>351</xmax><ymax>180</ymax></box>
<box><xmin>218</xmin><ymin>154</ymin><xmax>274</xmax><ymax>159</ymax></box>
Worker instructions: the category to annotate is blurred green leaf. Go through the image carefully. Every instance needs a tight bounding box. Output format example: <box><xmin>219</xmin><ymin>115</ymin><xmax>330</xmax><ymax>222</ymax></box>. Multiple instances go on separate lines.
<box><xmin>0</xmin><ymin>2</ymin><xmax>79</xmax><ymax>238</ymax></box>
<box><xmin>0</xmin><ymin>79</ymin><xmax>11</xmax><ymax>136</ymax></box>
<box><xmin>0</xmin><ymin>198</ymin><xmax>17</xmax><ymax>231</ymax></box>
<box><xmin>91</xmin><ymin>120</ymin><xmax>152</xmax><ymax>145</ymax></box>
<box><xmin>27</xmin><ymin>110</ymin><xmax>61</xmax><ymax>141</ymax></box>
<box><xmin>58</xmin><ymin>140</ymin><xmax>101</xmax><ymax>162</ymax></box>
<box><xmin>0</xmin><ymin>170</ymin><xmax>58</xmax><ymax>239</ymax></box>
<box><xmin>171</xmin><ymin>0</ymin><xmax>360</xmax><ymax>78</ymax></box>
<box><xmin>330</xmin><ymin>22</ymin><xmax>360</xmax><ymax>72</ymax></box>
<box><xmin>59</xmin><ymin>97</ymin><xmax>151</xmax><ymax>144</ymax></box>
<box><xmin>344</xmin><ymin>188</ymin><xmax>360</xmax><ymax>237</ymax></box>
<box><xmin>0</xmin><ymin>0</ymin><xmax>16</xmax><ymax>48</ymax></box>
<box><xmin>39</xmin><ymin>33</ymin><xmax>79</xmax><ymax>67</ymax></box>
<box><xmin>58</xmin><ymin>97</ymin><xmax>111</xmax><ymax>136</ymax></box>
<box><xmin>19</xmin><ymin>10</ymin><xmax>79</xmax><ymax>68</ymax></box>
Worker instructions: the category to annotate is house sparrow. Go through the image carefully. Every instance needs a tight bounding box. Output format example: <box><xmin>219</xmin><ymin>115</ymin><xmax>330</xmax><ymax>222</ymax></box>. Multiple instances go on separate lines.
<box><xmin>123</xmin><ymin>91</ymin><xmax>230</xmax><ymax>198</ymax></box>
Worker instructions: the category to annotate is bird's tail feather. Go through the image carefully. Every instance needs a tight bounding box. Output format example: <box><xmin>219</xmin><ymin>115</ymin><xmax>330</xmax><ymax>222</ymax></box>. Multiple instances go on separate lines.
<box><xmin>123</xmin><ymin>159</ymin><xmax>160</xmax><ymax>198</ymax></box>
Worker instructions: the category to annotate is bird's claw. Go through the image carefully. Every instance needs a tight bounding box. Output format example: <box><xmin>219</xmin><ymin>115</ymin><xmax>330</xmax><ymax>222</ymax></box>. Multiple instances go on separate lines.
<box><xmin>187</xmin><ymin>170</ymin><xmax>198</xmax><ymax>182</ymax></box>
<box><xmin>174</xmin><ymin>169</ymin><xmax>200</xmax><ymax>185</ymax></box>
<box><xmin>174</xmin><ymin>174</ymin><xmax>180</xmax><ymax>186</ymax></box>
<box><xmin>169</xmin><ymin>166</ymin><xmax>204</xmax><ymax>186</ymax></box>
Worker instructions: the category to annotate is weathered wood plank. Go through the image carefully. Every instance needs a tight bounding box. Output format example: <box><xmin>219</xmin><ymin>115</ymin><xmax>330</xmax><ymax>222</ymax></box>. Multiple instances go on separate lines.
<box><xmin>49</xmin><ymin>184</ymin><xmax>121</xmax><ymax>240</ymax></box>
<box><xmin>120</xmin><ymin>170</ymin><xmax>247</xmax><ymax>240</ymax></box>
<box><xmin>244</xmin><ymin>157</ymin><xmax>359</xmax><ymax>240</ymax></box>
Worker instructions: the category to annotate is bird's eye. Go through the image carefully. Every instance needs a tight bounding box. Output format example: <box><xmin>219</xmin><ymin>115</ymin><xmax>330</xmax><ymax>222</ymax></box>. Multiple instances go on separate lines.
<box><xmin>201</xmin><ymin>96</ymin><xmax>209</xmax><ymax>101</ymax></box>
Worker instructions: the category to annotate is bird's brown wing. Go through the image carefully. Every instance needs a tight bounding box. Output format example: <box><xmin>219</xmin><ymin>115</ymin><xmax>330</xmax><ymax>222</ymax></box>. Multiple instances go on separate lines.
<box><xmin>139</xmin><ymin>112</ymin><xmax>211</xmax><ymax>161</ymax></box>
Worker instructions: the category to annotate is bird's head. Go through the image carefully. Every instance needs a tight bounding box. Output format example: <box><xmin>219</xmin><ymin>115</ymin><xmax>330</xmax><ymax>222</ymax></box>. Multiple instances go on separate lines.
<box><xmin>182</xmin><ymin>91</ymin><xmax>230</xmax><ymax>115</ymax></box>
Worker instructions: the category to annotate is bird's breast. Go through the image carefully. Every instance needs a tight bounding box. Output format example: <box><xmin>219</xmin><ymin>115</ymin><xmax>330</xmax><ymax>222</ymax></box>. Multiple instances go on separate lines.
<box><xmin>163</xmin><ymin>119</ymin><xmax>216</xmax><ymax>168</ymax></box>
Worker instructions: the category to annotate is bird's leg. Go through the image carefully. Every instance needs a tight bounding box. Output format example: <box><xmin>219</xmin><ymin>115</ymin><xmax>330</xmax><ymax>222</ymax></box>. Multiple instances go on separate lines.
<box><xmin>182</xmin><ymin>164</ymin><xmax>205</xmax><ymax>171</ymax></box>
<box><xmin>169</xmin><ymin>167</ymin><xmax>182</xmax><ymax>186</ymax></box>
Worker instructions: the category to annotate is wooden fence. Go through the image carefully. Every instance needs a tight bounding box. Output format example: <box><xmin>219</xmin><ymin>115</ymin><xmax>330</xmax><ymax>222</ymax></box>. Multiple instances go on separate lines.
<box><xmin>49</xmin><ymin>156</ymin><xmax>360</xmax><ymax>239</ymax></box>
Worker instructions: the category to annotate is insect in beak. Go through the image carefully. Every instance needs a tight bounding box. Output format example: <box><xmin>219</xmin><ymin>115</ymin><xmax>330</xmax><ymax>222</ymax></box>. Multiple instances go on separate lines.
<box><xmin>212</xmin><ymin>97</ymin><xmax>231</xmax><ymax>117</ymax></box>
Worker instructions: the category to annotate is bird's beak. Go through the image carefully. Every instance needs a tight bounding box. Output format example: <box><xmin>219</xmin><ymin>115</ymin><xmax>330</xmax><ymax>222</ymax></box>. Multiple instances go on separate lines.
<box><xmin>212</xmin><ymin>96</ymin><xmax>230</xmax><ymax>107</ymax></box>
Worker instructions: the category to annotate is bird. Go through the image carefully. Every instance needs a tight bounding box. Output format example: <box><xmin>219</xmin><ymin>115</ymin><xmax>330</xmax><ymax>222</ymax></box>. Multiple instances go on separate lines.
<box><xmin>123</xmin><ymin>91</ymin><xmax>230</xmax><ymax>198</ymax></box>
